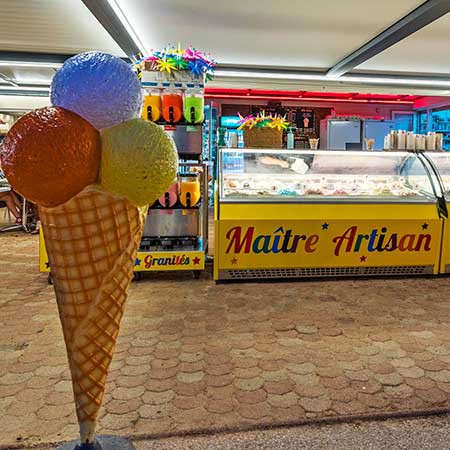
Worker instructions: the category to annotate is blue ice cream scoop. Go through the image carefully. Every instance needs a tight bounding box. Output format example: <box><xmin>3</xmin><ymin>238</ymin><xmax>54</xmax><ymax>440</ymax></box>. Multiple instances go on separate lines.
<box><xmin>51</xmin><ymin>51</ymin><xmax>143</xmax><ymax>130</ymax></box>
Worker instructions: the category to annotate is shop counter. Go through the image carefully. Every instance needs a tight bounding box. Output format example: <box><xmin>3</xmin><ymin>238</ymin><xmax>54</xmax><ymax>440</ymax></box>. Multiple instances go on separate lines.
<box><xmin>214</xmin><ymin>149</ymin><xmax>445</xmax><ymax>281</ymax></box>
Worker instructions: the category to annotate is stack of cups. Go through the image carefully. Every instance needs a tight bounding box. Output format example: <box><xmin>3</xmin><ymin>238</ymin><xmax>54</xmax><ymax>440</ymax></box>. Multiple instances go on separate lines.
<box><xmin>406</xmin><ymin>132</ymin><xmax>415</xmax><ymax>150</ymax></box>
<box><xmin>397</xmin><ymin>130</ymin><xmax>406</xmax><ymax>149</ymax></box>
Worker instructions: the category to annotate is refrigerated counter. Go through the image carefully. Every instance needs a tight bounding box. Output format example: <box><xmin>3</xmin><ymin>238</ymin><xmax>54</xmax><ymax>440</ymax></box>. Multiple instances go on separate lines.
<box><xmin>422</xmin><ymin>152</ymin><xmax>450</xmax><ymax>273</ymax></box>
<box><xmin>214</xmin><ymin>149</ymin><xmax>445</xmax><ymax>281</ymax></box>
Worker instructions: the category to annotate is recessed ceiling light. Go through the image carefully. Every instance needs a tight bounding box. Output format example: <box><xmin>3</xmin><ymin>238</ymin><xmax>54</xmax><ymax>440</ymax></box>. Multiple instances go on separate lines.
<box><xmin>215</xmin><ymin>69</ymin><xmax>450</xmax><ymax>88</ymax></box>
<box><xmin>105</xmin><ymin>0</ymin><xmax>149</xmax><ymax>56</ymax></box>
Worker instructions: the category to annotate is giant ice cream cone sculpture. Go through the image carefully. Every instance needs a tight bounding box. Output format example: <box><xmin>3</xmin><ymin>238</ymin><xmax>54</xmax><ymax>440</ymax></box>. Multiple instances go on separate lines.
<box><xmin>0</xmin><ymin>52</ymin><xmax>178</xmax><ymax>446</ymax></box>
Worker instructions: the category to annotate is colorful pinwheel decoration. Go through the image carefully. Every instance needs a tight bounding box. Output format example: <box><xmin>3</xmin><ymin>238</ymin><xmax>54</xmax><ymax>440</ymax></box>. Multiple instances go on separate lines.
<box><xmin>134</xmin><ymin>44</ymin><xmax>216</xmax><ymax>79</ymax></box>
<box><xmin>238</xmin><ymin>112</ymin><xmax>289</xmax><ymax>131</ymax></box>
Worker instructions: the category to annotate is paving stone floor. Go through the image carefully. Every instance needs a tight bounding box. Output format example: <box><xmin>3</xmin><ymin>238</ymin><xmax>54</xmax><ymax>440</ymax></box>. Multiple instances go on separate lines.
<box><xmin>1</xmin><ymin>231</ymin><xmax>450</xmax><ymax>448</ymax></box>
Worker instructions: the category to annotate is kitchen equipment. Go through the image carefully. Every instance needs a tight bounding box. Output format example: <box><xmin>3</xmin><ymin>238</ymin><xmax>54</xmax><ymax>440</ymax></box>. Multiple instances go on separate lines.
<box><xmin>179</xmin><ymin>173</ymin><xmax>201</xmax><ymax>207</ymax></box>
<box><xmin>320</xmin><ymin>118</ymin><xmax>394</xmax><ymax>150</ymax></box>
<box><xmin>320</xmin><ymin>119</ymin><xmax>361</xmax><ymax>149</ymax></box>
<box><xmin>158</xmin><ymin>180</ymin><xmax>178</xmax><ymax>208</ymax></box>
<box><xmin>142</xmin><ymin>90</ymin><xmax>162</xmax><ymax>122</ymax></box>
<box><xmin>144</xmin><ymin>208</ymin><xmax>199</xmax><ymax>237</ymax></box>
<box><xmin>184</xmin><ymin>88</ymin><xmax>204</xmax><ymax>124</ymax></box>
<box><xmin>164</xmin><ymin>125</ymin><xmax>203</xmax><ymax>156</ymax></box>
<box><xmin>162</xmin><ymin>88</ymin><xmax>183</xmax><ymax>123</ymax></box>
<box><xmin>362</xmin><ymin>120</ymin><xmax>394</xmax><ymax>150</ymax></box>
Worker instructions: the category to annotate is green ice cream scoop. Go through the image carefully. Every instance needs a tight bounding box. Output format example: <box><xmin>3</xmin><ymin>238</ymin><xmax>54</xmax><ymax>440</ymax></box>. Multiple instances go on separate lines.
<box><xmin>100</xmin><ymin>118</ymin><xmax>178</xmax><ymax>206</ymax></box>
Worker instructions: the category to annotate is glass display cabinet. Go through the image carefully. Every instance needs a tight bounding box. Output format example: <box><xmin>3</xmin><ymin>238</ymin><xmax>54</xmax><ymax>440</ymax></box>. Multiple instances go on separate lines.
<box><xmin>214</xmin><ymin>149</ymin><xmax>444</xmax><ymax>281</ymax></box>
<box><xmin>422</xmin><ymin>152</ymin><xmax>450</xmax><ymax>273</ymax></box>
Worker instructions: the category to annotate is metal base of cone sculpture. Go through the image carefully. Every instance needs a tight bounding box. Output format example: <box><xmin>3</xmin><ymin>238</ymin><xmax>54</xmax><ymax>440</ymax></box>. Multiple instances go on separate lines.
<box><xmin>56</xmin><ymin>435</ymin><xmax>135</xmax><ymax>450</ymax></box>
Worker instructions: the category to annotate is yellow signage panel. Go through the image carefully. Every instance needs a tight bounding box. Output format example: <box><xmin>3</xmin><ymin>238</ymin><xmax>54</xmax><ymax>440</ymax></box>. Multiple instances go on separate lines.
<box><xmin>217</xmin><ymin>218</ymin><xmax>441</xmax><ymax>270</ymax></box>
<box><xmin>40</xmin><ymin>229</ymin><xmax>205</xmax><ymax>272</ymax></box>
<box><xmin>39</xmin><ymin>228</ymin><xmax>49</xmax><ymax>272</ymax></box>
<box><xmin>440</xmin><ymin>219</ymin><xmax>450</xmax><ymax>273</ymax></box>
<box><xmin>134</xmin><ymin>251</ymin><xmax>205</xmax><ymax>271</ymax></box>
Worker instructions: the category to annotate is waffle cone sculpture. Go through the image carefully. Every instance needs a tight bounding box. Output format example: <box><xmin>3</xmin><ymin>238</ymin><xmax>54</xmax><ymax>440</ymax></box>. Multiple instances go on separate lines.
<box><xmin>0</xmin><ymin>52</ymin><xmax>178</xmax><ymax>448</ymax></box>
<box><xmin>39</xmin><ymin>186</ymin><xmax>146</xmax><ymax>442</ymax></box>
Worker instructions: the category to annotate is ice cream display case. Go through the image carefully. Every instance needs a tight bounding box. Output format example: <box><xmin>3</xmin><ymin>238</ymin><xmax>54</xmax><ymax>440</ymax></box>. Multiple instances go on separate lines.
<box><xmin>214</xmin><ymin>148</ymin><xmax>445</xmax><ymax>281</ymax></box>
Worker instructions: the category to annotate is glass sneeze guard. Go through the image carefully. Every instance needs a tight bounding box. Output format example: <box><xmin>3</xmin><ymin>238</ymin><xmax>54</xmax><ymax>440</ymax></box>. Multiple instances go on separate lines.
<box><xmin>219</xmin><ymin>149</ymin><xmax>437</xmax><ymax>203</ymax></box>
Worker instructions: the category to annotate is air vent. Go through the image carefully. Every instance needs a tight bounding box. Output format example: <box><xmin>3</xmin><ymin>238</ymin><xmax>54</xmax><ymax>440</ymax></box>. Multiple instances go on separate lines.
<box><xmin>220</xmin><ymin>265</ymin><xmax>432</xmax><ymax>280</ymax></box>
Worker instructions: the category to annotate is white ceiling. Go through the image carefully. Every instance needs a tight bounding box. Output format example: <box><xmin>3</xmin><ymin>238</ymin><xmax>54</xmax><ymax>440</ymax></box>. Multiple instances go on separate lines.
<box><xmin>1</xmin><ymin>0</ymin><xmax>450</xmax><ymax>104</ymax></box>
<box><xmin>0</xmin><ymin>0</ymin><xmax>125</xmax><ymax>56</ymax></box>
<box><xmin>119</xmin><ymin>0</ymin><xmax>424</xmax><ymax>69</ymax></box>
<box><xmin>357</xmin><ymin>12</ymin><xmax>450</xmax><ymax>75</ymax></box>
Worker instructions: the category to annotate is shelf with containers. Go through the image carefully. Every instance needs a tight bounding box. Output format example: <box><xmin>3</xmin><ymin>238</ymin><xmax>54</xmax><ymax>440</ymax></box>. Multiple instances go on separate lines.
<box><xmin>214</xmin><ymin>148</ymin><xmax>446</xmax><ymax>281</ymax></box>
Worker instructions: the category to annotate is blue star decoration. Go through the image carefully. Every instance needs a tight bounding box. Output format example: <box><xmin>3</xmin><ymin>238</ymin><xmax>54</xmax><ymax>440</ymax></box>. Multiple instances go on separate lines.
<box><xmin>422</xmin><ymin>223</ymin><xmax>429</xmax><ymax>230</ymax></box>
<box><xmin>135</xmin><ymin>258</ymin><xmax>141</xmax><ymax>267</ymax></box>
<box><xmin>322</xmin><ymin>223</ymin><xmax>329</xmax><ymax>230</ymax></box>
<box><xmin>360</xmin><ymin>255</ymin><xmax>367</xmax><ymax>262</ymax></box>
<box><xmin>193</xmin><ymin>257</ymin><xmax>200</xmax><ymax>265</ymax></box>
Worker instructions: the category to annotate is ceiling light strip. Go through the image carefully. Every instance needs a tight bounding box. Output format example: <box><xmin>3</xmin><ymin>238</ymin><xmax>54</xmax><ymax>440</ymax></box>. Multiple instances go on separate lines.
<box><xmin>214</xmin><ymin>69</ymin><xmax>450</xmax><ymax>88</ymax></box>
<box><xmin>204</xmin><ymin>93</ymin><xmax>414</xmax><ymax>104</ymax></box>
<box><xmin>104</xmin><ymin>0</ymin><xmax>149</xmax><ymax>56</ymax></box>
<box><xmin>0</xmin><ymin>61</ymin><xmax>62</xmax><ymax>69</ymax></box>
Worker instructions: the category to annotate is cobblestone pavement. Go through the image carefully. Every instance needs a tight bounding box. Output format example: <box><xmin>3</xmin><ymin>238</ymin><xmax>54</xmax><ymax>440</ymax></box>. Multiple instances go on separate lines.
<box><xmin>1</xmin><ymin>232</ymin><xmax>450</xmax><ymax>448</ymax></box>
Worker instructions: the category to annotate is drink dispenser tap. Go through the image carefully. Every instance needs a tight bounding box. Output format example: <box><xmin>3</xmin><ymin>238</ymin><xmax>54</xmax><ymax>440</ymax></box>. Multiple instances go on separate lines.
<box><xmin>162</xmin><ymin>88</ymin><xmax>183</xmax><ymax>124</ymax></box>
<box><xmin>180</xmin><ymin>173</ymin><xmax>201</xmax><ymax>208</ymax></box>
<box><xmin>158</xmin><ymin>180</ymin><xmax>178</xmax><ymax>208</ymax></box>
<box><xmin>142</xmin><ymin>89</ymin><xmax>162</xmax><ymax>122</ymax></box>
<box><xmin>184</xmin><ymin>88</ymin><xmax>204</xmax><ymax>124</ymax></box>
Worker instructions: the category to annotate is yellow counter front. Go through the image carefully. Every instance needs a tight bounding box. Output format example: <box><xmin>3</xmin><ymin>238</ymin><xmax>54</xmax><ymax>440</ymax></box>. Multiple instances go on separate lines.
<box><xmin>214</xmin><ymin>202</ymin><xmax>442</xmax><ymax>280</ymax></box>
